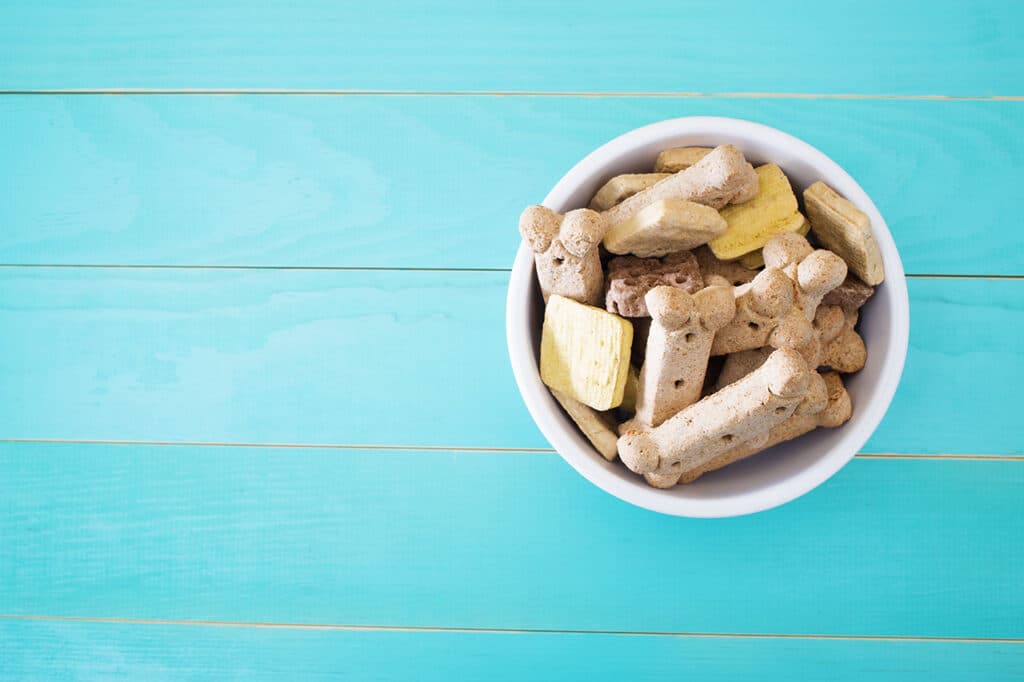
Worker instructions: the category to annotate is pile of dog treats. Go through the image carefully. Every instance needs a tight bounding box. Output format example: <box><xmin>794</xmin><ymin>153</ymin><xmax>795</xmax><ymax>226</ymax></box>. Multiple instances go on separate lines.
<box><xmin>520</xmin><ymin>144</ymin><xmax>884</xmax><ymax>487</ymax></box>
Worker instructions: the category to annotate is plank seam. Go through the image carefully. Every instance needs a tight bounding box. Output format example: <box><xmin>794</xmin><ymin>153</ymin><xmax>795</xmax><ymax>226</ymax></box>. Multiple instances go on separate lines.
<box><xmin>0</xmin><ymin>265</ymin><xmax>1020</xmax><ymax>279</ymax></box>
<box><xmin>0</xmin><ymin>439</ymin><xmax>1019</xmax><ymax>460</ymax></box>
<box><xmin>0</xmin><ymin>90</ymin><xmax>1022</xmax><ymax>101</ymax></box>
<box><xmin>1</xmin><ymin>615</ymin><xmax>1022</xmax><ymax>644</ymax></box>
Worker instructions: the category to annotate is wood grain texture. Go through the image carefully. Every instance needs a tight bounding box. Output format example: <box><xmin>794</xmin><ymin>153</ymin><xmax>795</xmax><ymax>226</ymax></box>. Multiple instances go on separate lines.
<box><xmin>2</xmin><ymin>442</ymin><xmax>1023</xmax><ymax>638</ymax></box>
<box><xmin>2</xmin><ymin>620</ymin><xmax>1023</xmax><ymax>682</ymax></box>
<box><xmin>1</xmin><ymin>95</ymin><xmax>1022</xmax><ymax>274</ymax></box>
<box><xmin>1</xmin><ymin>1</ymin><xmax>1022</xmax><ymax>94</ymax></box>
<box><xmin>0</xmin><ymin>269</ymin><xmax>1020</xmax><ymax>455</ymax></box>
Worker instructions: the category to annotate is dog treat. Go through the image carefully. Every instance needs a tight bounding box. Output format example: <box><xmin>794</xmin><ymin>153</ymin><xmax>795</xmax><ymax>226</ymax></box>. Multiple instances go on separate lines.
<box><xmin>603</xmin><ymin>144</ymin><xmax>758</xmax><ymax>226</ymax></box>
<box><xmin>603</xmin><ymin>198</ymin><xmax>727</xmax><ymax>257</ymax></box>
<box><xmin>540</xmin><ymin>295</ymin><xmax>634</xmax><ymax>410</ymax></box>
<box><xmin>707</xmin><ymin>164</ymin><xmax>804</xmax><ymax>260</ymax></box>
<box><xmin>804</xmin><ymin>181</ymin><xmax>885</xmax><ymax>286</ymax></box>
<box><xmin>822</xmin><ymin>274</ymin><xmax>875</xmax><ymax>311</ymax></box>
<box><xmin>710</xmin><ymin>267</ymin><xmax>813</xmax><ymax>357</ymax></box>
<box><xmin>762</xmin><ymin>232</ymin><xmax>848</xmax><ymax>321</ymax></box>
<box><xmin>693</xmin><ymin>245</ymin><xmax>760</xmax><ymax>286</ymax></box>
<box><xmin>619</xmin><ymin>364</ymin><xmax>640</xmax><ymax>416</ymax></box>
<box><xmin>822</xmin><ymin>306</ymin><xmax>867</xmax><ymax>373</ymax></box>
<box><xmin>605</xmin><ymin>251</ymin><xmax>704</xmax><ymax>317</ymax></box>
<box><xmin>551</xmin><ymin>389</ymin><xmax>620</xmax><ymax>461</ymax></box>
<box><xmin>589</xmin><ymin>173</ymin><xmax>671</xmax><ymax>211</ymax></box>
<box><xmin>680</xmin><ymin>372</ymin><xmax>851</xmax><ymax>483</ymax></box>
<box><xmin>634</xmin><ymin>283</ymin><xmax>736</xmax><ymax>427</ymax></box>
<box><xmin>520</xmin><ymin>205</ymin><xmax>607</xmax><ymax>305</ymax></box>
<box><xmin>654</xmin><ymin>146</ymin><xmax>714</xmax><ymax>173</ymax></box>
<box><xmin>618</xmin><ymin>348</ymin><xmax>811</xmax><ymax>487</ymax></box>
<box><xmin>716</xmin><ymin>303</ymin><xmax>846</xmax><ymax>389</ymax></box>
<box><xmin>737</xmin><ymin>218</ymin><xmax>811</xmax><ymax>269</ymax></box>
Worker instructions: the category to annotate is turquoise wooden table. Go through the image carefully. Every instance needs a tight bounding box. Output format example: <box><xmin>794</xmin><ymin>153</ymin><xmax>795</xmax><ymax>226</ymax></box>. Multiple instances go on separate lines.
<box><xmin>2</xmin><ymin>2</ymin><xmax>1023</xmax><ymax>679</ymax></box>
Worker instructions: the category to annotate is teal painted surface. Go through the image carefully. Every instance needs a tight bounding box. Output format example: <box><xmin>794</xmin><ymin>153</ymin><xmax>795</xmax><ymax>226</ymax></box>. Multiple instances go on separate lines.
<box><xmin>2</xmin><ymin>620</ymin><xmax>1022</xmax><ymax>682</ymax></box>
<box><xmin>0</xmin><ymin>269</ymin><xmax>1020</xmax><ymax>455</ymax></box>
<box><xmin>1</xmin><ymin>1</ymin><xmax>1022</xmax><ymax>95</ymax></box>
<box><xmin>2</xmin><ymin>95</ymin><xmax>1022</xmax><ymax>274</ymax></box>
<box><xmin>2</xmin><ymin>443</ymin><xmax>1022</xmax><ymax>637</ymax></box>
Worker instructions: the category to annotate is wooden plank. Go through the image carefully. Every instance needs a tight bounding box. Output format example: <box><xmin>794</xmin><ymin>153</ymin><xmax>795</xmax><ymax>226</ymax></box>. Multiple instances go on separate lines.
<box><xmin>1</xmin><ymin>2</ymin><xmax>1021</xmax><ymax>95</ymax></box>
<box><xmin>0</xmin><ymin>269</ymin><xmax>1020</xmax><ymax>455</ymax></box>
<box><xmin>1</xmin><ymin>620</ymin><xmax>1022</xmax><ymax>682</ymax></box>
<box><xmin>1</xmin><ymin>443</ymin><xmax>1023</xmax><ymax>638</ymax></box>
<box><xmin>1</xmin><ymin>95</ymin><xmax>1022</xmax><ymax>274</ymax></box>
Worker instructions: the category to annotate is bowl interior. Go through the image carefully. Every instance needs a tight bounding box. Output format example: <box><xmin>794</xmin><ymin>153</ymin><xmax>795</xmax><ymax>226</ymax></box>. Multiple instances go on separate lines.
<box><xmin>508</xmin><ymin>117</ymin><xmax>908</xmax><ymax>517</ymax></box>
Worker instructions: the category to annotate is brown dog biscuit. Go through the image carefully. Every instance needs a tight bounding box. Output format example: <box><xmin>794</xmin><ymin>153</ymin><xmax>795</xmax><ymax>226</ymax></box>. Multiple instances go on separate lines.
<box><xmin>551</xmin><ymin>389</ymin><xmax>620</xmax><ymax>461</ymax></box>
<box><xmin>710</xmin><ymin>267</ymin><xmax>813</xmax><ymax>357</ymax></box>
<box><xmin>603</xmin><ymin>199</ymin><xmax>727</xmax><ymax>257</ymax></box>
<box><xmin>680</xmin><ymin>372</ymin><xmax>851</xmax><ymax>483</ymax></box>
<box><xmin>520</xmin><ymin>205</ymin><xmax>606</xmax><ymax>305</ymax></box>
<box><xmin>822</xmin><ymin>307</ymin><xmax>867</xmax><ymax>373</ymax></box>
<box><xmin>634</xmin><ymin>283</ymin><xmax>736</xmax><ymax>427</ymax></box>
<box><xmin>618</xmin><ymin>348</ymin><xmax>810</xmax><ymax>487</ymax></box>
<box><xmin>822</xmin><ymin>274</ymin><xmax>875</xmax><ymax>311</ymax></box>
<box><xmin>762</xmin><ymin>232</ymin><xmax>848</xmax><ymax>321</ymax></box>
<box><xmin>604</xmin><ymin>251</ymin><xmax>703</xmax><ymax>317</ymax></box>
<box><xmin>603</xmin><ymin>145</ymin><xmax>758</xmax><ymax>227</ymax></box>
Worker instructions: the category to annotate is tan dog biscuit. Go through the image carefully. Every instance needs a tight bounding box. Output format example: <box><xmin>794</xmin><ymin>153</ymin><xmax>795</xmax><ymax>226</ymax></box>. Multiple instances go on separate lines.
<box><xmin>551</xmin><ymin>389</ymin><xmax>619</xmax><ymax>461</ymax></box>
<box><xmin>603</xmin><ymin>144</ymin><xmax>758</xmax><ymax>226</ymax></box>
<box><xmin>822</xmin><ymin>274</ymin><xmax>875</xmax><ymax>311</ymax></box>
<box><xmin>634</xmin><ymin>283</ymin><xmax>736</xmax><ymax>427</ymax></box>
<box><xmin>710</xmin><ymin>268</ymin><xmax>813</xmax><ymax>357</ymax></box>
<box><xmin>588</xmin><ymin>173</ymin><xmax>671</xmax><ymax>211</ymax></box>
<box><xmin>822</xmin><ymin>307</ymin><xmax>867</xmax><ymax>373</ymax></box>
<box><xmin>804</xmin><ymin>181</ymin><xmax>885</xmax><ymax>286</ymax></box>
<box><xmin>605</xmin><ymin>251</ymin><xmax>703</xmax><ymax>317</ymax></box>
<box><xmin>680</xmin><ymin>372</ymin><xmax>851</xmax><ymax>483</ymax></box>
<box><xmin>617</xmin><ymin>348</ymin><xmax>810</xmax><ymax>487</ymax></box>
<box><xmin>762</xmin><ymin>232</ymin><xmax>848</xmax><ymax>321</ymax></box>
<box><xmin>604</xmin><ymin>198</ymin><xmax>727</xmax><ymax>257</ymax></box>
<box><xmin>520</xmin><ymin>205</ymin><xmax>606</xmax><ymax>305</ymax></box>
<box><xmin>654</xmin><ymin>146</ymin><xmax>714</xmax><ymax>173</ymax></box>
<box><xmin>693</xmin><ymin>245</ymin><xmax>760</xmax><ymax>287</ymax></box>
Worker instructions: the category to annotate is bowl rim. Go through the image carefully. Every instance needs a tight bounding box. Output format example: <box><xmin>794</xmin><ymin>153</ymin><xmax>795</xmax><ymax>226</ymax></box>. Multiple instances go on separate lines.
<box><xmin>506</xmin><ymin>116</ymin><xmax>909</xmax><ymax>517</ymax></box>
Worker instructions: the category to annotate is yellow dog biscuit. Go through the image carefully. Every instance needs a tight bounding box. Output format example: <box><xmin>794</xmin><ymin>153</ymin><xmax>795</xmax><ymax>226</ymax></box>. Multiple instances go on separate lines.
<box><xmin>804</xmin><ymin>181</ymin><xmax>885</xmax><ymax>286</ymax></box>
<box><xmin>708</xmin><ymin>164</ymin><xmax>805</xmax><ymax>260</ymax></box>
<box><xmin>551</xmin><ymin>389</ymin><xmax>620</xmax><ymax>461</ymax></box>
<box><xmin>654</xmin><ymin>146</ymin><xmax>714</xmax><ymax>173</ymax></box>
<box><xmin>540</xmin><ymin>295</ymin><xmax>633</xmax><ymax>410</ymax></box>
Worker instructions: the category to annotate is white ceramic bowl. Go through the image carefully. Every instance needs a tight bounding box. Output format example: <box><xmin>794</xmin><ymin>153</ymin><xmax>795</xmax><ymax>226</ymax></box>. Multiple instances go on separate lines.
<box><xmin>506</xmin><ymin>117</ymin><xmax>909</xmax><ymax>518</ymax></box>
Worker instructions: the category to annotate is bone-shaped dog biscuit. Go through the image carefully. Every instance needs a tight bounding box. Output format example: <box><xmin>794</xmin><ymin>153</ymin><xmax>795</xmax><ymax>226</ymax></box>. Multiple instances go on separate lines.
<box><xmin>804</xmin><ymin>181</ymin><xmax>885</xmax><ymax>286</ymax></box>
<box><xmin>588</xmin><ymin>173</ymin><xmax>671</xmax><ymax>211</ymax></box>
<box><xmin>604</xmin><ymin>251</ymin><xmax>703</xmax><ymax>317</ymax></box>
<box><xmin>520</xmin><ymin>205</ymin><xmax>606</xmax><ymax>306</ymax></box>
<box><xmin>603</xmin><ymin>198</ymin><xmax>727</xmax><ymax>257</ymax></box>
<box><xmin>540</xmin><ymin>295</ymin><xmax>634</xmax><ymax>410</ymax></box>
<box><xmin>654</xmin><ymin>146</ymin><xmax>714</xmax><ymax>173</ymax></box>
<box><xmin>634</xmin><ymin>283</ymin><xmax>736</xmax><ymax>427</ymax></box>
<box><xmin>822</xmin><ymin>307</ymin><xmax>866</xmax><ymax>373</ymax></box>
<box><xmin>762</xmin><ymin>232</ymin><xmax>848</xmax><ymax>322</ymax></box>
<box><xmin>551</xmin><ymin>389</ymin><xmax>619</xmax><ymax>461</ymax></box>
<box><xmin>618</xmin><ymin>348</ymin><xmax>810</xmax><ymax>485</ymax></box>
<box><xmin>710</xmin><ymin>268</ymin><xmax>813</xmax><ymax>357</ymax></box>
<box><xmin>680</xmin><ymin>371</ymin><xmax>851</xmax><ymax>483</ymax></box>
<box><xmin>708</xmin><ymin>164</ymin><xmax>804</xmax><ymax>260</ymax></box>
<box><xmin>603</xmin><ymin>145</ymin><xmax>758</xmax><ymax>226</ymax></box>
